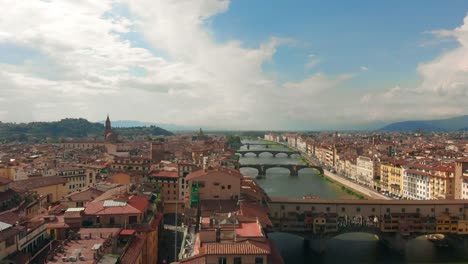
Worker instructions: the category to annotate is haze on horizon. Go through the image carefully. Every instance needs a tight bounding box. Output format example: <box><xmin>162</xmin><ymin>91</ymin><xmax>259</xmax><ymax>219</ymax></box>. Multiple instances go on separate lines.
<box><xmin>0</xmin><ymin>0</ymin><xmax>468</xmax><ymax>130</ymax></box>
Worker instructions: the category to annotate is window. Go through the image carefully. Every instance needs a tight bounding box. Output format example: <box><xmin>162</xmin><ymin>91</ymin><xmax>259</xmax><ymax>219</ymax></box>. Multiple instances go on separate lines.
<box><xmin>218</xmin><ymin>257</ymin><xmax>227</xmax><ymax>264</ymax></box>
<box><xmin>228</xmin><ymin>185</ymin><xmax>231</xmax><ymax>189</ymax></box>
<box><xmin>255</xmin><ymin>257</ymin><xmax>263</xmax><ymax>264</ymax></box>
<box><xmin>416</xmin><ymin>208</ymin><xmax>420</xmax><ymax>213</ymax></box>
<box><xmin>214</xmin><ymin>195</ymin><xmax>219</xmax><ymax>198</ymax></box>
<box><xmin>341</xmin><ymin>207</ymin><xmax>346</xmax><ymax>212</ymax></box>
<box><xmin>221</xmin><ymin>186</ymin><xmax>225</xmax><ymax>190</ymax></box>
<box><xmin>356</xmin><ymin>207</ymin><xmax>361</xmax><ymax>213</ymax></box>
<box><xmin>234</xmin><ymin>257</ymin><xmax>242</xmax><ymax>264</ymax></box>
<box><xmin>445</xmin><ymin>208</ymin><xmax>449</xmax><ymax>213</ymax></box>
<box><xmin>296</xmin><ymin>206</ymin><xmax>300</xmax><ymax>211</ymax></box>
<box><xmin>326</xmin><ymin>207</ymin><xmax>330</xmax><ymax>212</ymax></box>
<box><xmin>401</xmin><ymin>208</ymin><xmax>405</xmax><ymax>213</ymax></box>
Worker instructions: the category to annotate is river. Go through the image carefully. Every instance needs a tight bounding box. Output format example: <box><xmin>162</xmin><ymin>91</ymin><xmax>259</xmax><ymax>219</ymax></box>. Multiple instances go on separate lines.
<box><xmin>238</xmin><ymin>140</ymin><xmax>468</xmax><ymax>264</ymax></box>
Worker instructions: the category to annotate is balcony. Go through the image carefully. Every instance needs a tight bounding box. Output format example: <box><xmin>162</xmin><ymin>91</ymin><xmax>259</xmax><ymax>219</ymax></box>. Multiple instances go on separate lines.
<box><xmin>18</xmin><ymin>222</ymin><xmax>49</xmax><ymax>251</ymax></box>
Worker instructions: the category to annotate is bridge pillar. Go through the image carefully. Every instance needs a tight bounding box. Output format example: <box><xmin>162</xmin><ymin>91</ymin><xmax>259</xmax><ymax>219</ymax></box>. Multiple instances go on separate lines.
<box><xmin>259</xmin><ymin>166</ymin><xmax>265</xmax><ymax>176</ymax></box>
<box><xmin>379</xmin><ymin>233</ymin><xmax>408</xmax><ymax>254</ymax></box>
<box><xmin>290</xmin><ymin>167</ymin><xmax>298</xmax><ymax>176</ymax></box>
<box><xmin>304</xmin><ymin>237</ymin><xmax>326</xmax><ymax>255</ymax></box>
<box><xmin>266</xmin><ymin>144</ymin><xmax>270</xmax><ymax>149</ymax></box>
<box><xmin>247</xmin><ymin>144</ymin><xmax>250</xmax><ymax>150</ymax></box>
<box><xmin>256</xmin><ymin>153</ymin><xmax>260</xmax><ymax>158</ymax></box>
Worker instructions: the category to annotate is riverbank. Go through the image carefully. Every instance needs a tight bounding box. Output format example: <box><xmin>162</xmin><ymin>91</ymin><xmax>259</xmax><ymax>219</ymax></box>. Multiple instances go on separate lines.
<box><xmin>262</xmin><ymin>139</ymin><xmax>391</xmax><ymax>200</ymax></box>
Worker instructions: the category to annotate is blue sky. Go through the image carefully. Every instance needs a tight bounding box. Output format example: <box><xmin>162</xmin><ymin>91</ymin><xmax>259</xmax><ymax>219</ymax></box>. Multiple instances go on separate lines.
<box><xmin>0</xmin><ymin>0</ymin><xmax>467</xmax><ymax>129</ymax></box>
<box><xmin>211</xmin><ymin>0</ymin><xmax>466</xmax><ymax>83</ymax></box>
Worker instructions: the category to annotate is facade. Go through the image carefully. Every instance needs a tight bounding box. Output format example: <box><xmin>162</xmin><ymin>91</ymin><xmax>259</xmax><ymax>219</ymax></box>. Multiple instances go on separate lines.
<box><xmin>356</xmin><ymin>156</ymin><xmax>373</xmax><ymax>187</ymax></box>
<box><xmin>455</xmin><ymin>159</ymin><xmax>468</xmax><ymax>199</ymax></box>
<box><xmin>186</xmin><ymin>168</ymin><xmax>242</xmax><ymax>207</ymax></box>
<box><xmin>10</xmin><ymin>176</ymin><xmax>68</xmax><ymax>203</ymax></box>
<box><xmin>57</xmin><ymin>167</ymin><xmax>96</xmax><ymax>194</ymax></box>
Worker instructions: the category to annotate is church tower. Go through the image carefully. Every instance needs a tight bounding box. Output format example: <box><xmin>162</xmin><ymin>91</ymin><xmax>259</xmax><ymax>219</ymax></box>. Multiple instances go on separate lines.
<box><xmin>104</xmin><ymin>114</ymin><xmax>118</xmax><ymax>142</ymax></box>
<box><xmin>104</xmin><ymin>114</ymin><xmax>112</xmax><ymax>138</ymax></box>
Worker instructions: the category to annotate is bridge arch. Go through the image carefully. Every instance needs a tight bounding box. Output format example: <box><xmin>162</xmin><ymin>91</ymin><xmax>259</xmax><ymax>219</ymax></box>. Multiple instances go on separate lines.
<box><xmin>264</xmin><ymin>166</ymin><xmax>293</xmax><ymax>176</ymax></box>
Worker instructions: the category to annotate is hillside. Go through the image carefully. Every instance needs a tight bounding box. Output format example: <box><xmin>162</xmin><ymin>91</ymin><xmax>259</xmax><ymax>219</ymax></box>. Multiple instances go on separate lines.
<box><xmin>99</xmin><ymin>120</ymin><xmax>197</xmax><ymax>131</ymax></box>
<box><xmin>380</xmin><ymin>115</ymin><xmax>468</xmax><ymax>132</ymax></box>
<box><xmin>0</xmin><ymin>118</ymin><xmax>173</xmax><ymax>142</ymax></box>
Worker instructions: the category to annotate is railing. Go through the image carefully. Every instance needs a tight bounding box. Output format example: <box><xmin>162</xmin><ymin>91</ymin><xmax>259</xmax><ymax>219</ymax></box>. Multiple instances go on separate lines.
<box><xmin>19</xmin><ymin>223</ymin><xmax>48</xmax><ymax>250</ymax></box>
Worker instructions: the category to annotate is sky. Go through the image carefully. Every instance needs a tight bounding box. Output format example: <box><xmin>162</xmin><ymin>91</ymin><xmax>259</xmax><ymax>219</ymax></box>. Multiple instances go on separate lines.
<box><xmin>0</xmin><ymin>0</ymin><xmax>468</xmax><ymax>130</ymax></box>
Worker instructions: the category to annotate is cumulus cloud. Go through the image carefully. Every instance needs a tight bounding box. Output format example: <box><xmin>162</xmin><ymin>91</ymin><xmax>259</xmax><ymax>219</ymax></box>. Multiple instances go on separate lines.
<box><xmin>0</xmin><ymin>1</ymin><xmax>466</xmax><ymax>129</ymax></box>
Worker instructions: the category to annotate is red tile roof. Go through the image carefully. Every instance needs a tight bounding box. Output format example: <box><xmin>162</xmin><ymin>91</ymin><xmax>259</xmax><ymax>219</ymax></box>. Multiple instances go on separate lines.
<box><xmin>150</xmin><ymin>170</ymin><xmax>178</xmax><ymax>178</ymax></box>
<box><xmin>204</xmin><ymin>240</ymin><xmax>270</xmax><ymax>255</ymax></box>
<box><xmin>10</xmin><ymin>176</ymin><xmax>66</xmax><ymax>192</ymax></box>
<box><xmin>239</xmin><ymin>202</ymin><xmax>272</xmax><ymax>227</ymax></box>
<box><xmin>120</xmin><ymin>229</ymin><xmax>136</xmax><ymax>236</ymax></box>
<box><xmin>120</xmin><ymin>234</ymin><xmax>146</xmax><ymax>264</ymax></box>
<box><xmin>127</xmin><ymin>196</ymin><xmax>150</xmax><ymax>213</ymax></box>
<box><xmin>186</xmin><ymin>168</ymin><xmax>242</xmax><ymax>181</ymax></box>
<box><xmin>84</xmin><ymin>196</ymin><xmax>148</xmax><ymax>216</ymax></box>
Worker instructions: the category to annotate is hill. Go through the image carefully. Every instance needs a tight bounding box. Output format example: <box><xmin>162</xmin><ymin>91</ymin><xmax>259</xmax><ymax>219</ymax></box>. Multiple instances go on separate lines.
<box><xmin>379</xmin><ymin>115</ymin><xmax>468</xmax><ymax>132</ymax></box>
<box><xmin>0</xmin><ymin>118</ymin><xmax>173</xmax><ymax>142</ymax></box>
<box><xmin>99</xmin><ymin>120</ymin><xmax>197</xmax><ymax>131</ymax></box>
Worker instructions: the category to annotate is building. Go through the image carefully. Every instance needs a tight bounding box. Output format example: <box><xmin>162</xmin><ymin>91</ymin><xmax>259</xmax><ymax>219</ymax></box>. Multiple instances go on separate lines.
<box><xmin>356</xmin><ymin>156</ymin><xmax>373</xmax><ymax>187</ymax></box>
<box><xmin>83</xmin><ymin>196</ymin><xmax>150</xmax><ymax>226</ymax></box>
<box><xmin>455</xmin><ymin>159</ymin><xmax>468</xmax><ymax>199</ymax></box>
<box><xmin>10</xmin><ymin>176</ymin><xmax>68</xmax><ymax>204</ymax></box>
<box><xmin>186</xmin><ymin>168</ymin><xmax>242</xmax><ymax>208</ymax></box>
<box><xmin>104</xmin><ymin>115</ymin><xmax>118</xmax><ymax>142</ymax></box>
<box><xmin>57</xmin><ymin>167</ymin><xmax>96</xmax><ymax>194</ymax></box>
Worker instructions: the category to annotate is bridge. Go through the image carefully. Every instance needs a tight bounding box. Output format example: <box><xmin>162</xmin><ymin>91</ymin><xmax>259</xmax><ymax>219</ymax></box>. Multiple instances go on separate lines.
<box><xmin>239</xmin><ymin>163</ymin><xmax>324</xmax><ymax>176</ymax></box>
<box><xmin>241</xmin><ymin>142</ymin><xmax>280</xmax><ymax>149</ymax></box>
<box><xmin>236</xmin><ymin>149</ymin><xmax>299</xmax><ymax>158</ymax></box>
<box><xmin>266</xmin><ymin>197</ymin><xmax>468</xmax><ymax>254</ymax></box>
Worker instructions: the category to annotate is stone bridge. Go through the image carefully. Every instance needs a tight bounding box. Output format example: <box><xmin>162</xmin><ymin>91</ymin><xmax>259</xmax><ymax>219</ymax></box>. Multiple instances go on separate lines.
<box><xmin>266</xmin><ymin>197</ymin><xmax>468</xmax><ymax>254</ymax></box>
<box><xmin>236</xmin><ymin>149</ymin><xmax>300</xmax><ymax>158</ymax></box>
<box><xmin>239</xmin><ymin>164</ymin><xmax>324</xmax><ymax>176</ymax></box>
<box><xmin>241</xmin><ymin>143</ymin><xmax>279</xmax><ymax>149</ymax></box>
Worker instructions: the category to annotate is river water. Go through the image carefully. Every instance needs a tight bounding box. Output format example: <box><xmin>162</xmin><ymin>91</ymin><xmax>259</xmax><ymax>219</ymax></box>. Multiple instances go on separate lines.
<box><xmin>238</xmin><ymin>140</ymin><xmax>468</xmax><ymax>264</ymax></box>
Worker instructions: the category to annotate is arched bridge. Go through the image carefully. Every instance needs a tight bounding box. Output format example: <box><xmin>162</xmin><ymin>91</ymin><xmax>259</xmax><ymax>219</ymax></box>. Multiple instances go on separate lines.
<box><xmin>241</xmin><ymin>143</ymin><xmax>279</xmax><ymax>149</ymax></box>
<box><xmin>236</xmin><ymin>149</ymin><xmax>299</xmax><ymax>158</ymax></box>
<box><xmin>266</xmin><ymin>197</ymin><xmax>468</xmax><ymax>254</ymax></box>
<box><xmin>239</xmin><ymin>164</ymin><xmax>324</xmax><ymax>176</ymax></box>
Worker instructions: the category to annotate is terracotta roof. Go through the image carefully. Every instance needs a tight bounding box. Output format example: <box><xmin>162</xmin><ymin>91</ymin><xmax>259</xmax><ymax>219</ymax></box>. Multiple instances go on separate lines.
<box><xmin>120</xmin><ymin>229</ymin><xmax>136</xmax><ymax>236</ymax></box>
<box><xmin>204</xmin><ymin>240</ymin><xmax>270</xmax><ymax>255</ymax></box>
<box><xmin>127</xmin><ymin>196</ymin><xmax>150</xmax><ymax>213</ymax></box>
<box><xmin>84</xmin><ymin>195</ymin><xmax>148</xmax><ymax>216</ymax></box>
<box><xmin>10</xmin><ymin>176</ymin><xmax>66</xmax><ymax>192</ymax></box>
<box><xmin>239</xmin><ymin>202</ymin><xmax>272</xmax><ymax>227</ymax></box>
<box><xmin>150</xmin><ymin>170</ymin><xmax>178</xmax><ymax>178</ymax></box>
<box><xmin>62</xmin><ymin>187</ymin><xmax>104</xmax><ymax>202</ymax></box>
<box><xmin>120</xmin><ymin>234</ymin><xmax>146</xmax><ymax>264</ymax></box>
<box><xmin>186</xmin><ymin>168</ymin><xmax>242</xmax><ymax>181</ymax></box>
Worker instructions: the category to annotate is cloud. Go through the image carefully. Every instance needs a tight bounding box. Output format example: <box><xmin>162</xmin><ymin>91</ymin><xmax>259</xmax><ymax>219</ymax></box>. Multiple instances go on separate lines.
<box><xmin>0</xmin><ymin>1</ymin><xmax>466</xmax><ymax>130</ymax></box>
<box><xmin>360</xmin><ymin>66</ymin><xmax>368</xmax><ymax>71</ymax></box>
<box><xmin>305</xmin><ymin>54</ymin><xmax>320</xmax><ymax>69</ymax></box>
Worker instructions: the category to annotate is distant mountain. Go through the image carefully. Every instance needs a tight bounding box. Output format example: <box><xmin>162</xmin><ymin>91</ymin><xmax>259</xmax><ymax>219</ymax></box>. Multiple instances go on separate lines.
<box><xmin>0</xmin><ymin>118</ymin><xmax>173</xmax><ymax>142</ymax></box>
<box><xmin>379</xmin><ymin>115</ymin><xmax>468</xmax><ymax>132</ymax></box>
<box><xmin>98</xmin><ymin>120</ymin><xmax>197</xmax><ymax>131</ymax></box>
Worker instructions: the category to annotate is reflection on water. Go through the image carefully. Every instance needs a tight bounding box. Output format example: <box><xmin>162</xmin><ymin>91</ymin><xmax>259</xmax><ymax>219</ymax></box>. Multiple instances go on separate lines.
<box><xmin>239</xmin><ymin>140</ymin><xmax>468</xmax><ymax>264</ymax></box>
